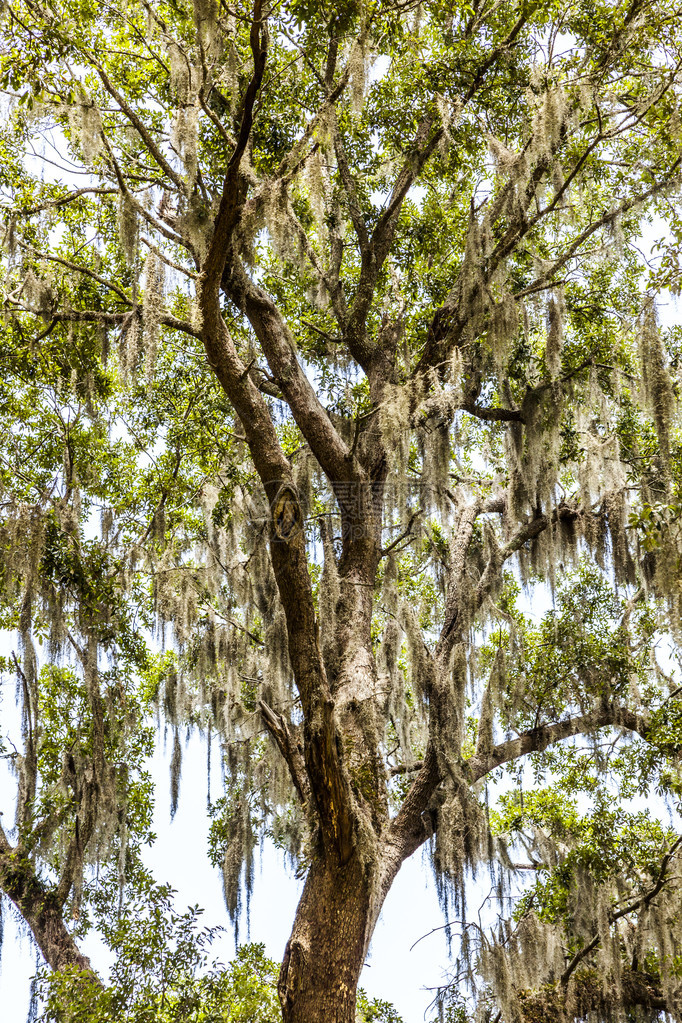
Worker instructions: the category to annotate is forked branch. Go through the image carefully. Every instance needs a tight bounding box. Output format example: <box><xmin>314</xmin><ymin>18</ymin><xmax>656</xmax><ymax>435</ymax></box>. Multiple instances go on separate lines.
<box><xmin>559</xmin><ymin>835</ymin><xmax>682</xmax><ymax>989</ymax></box>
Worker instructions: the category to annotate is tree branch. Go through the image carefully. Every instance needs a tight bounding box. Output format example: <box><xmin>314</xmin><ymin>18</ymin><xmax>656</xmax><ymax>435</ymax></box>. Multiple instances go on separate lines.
<box><xmin>221</xmin><ymin>258</ymin><xmax>358</xmax><ymax>489</ymax></box>
<box><xmin>12</xmin><ymin>186</ymin><xmax>118</xmax><ymax>217</ymax></box>
<box><xmin>333</xmin><ymin>121</ymin><xmax>370</xmax><ymax>257</ymax></box>
<box><xmin>0</xmin><ymin>820</ymin><xmax>99</xmax><ymax>978</ymax></box>
<box><xmin>260</xmin><ymin>699</ymin><xmax>311</xmax><ymax>807</ymax></box>
<box><xmin>343</xmin><ymin>113</ymin><xmax>442</xmax><ymax>370</ymax></box>
<box><xmin>386</xmin><ymin>745</ymin><xmax>441</xmax><ymax>860</ymax></box>
<box><xmin>8</xmin><ymin>304</ymin><xmax>201</xmax><ymax>339</ymax></box>
<box><xmin>460</xmin><ymin>401</ymin><xmax>524</xmax><ymax>423</ymax></box>
<box><xmin>560</xmin><ymin>835</ymin><xmax>682</xmax><ymax>988</ymax></box>
<box><xmin>512</xmin><ymin>162</ymin><xmax>682</xmax><ymax>300</ymax></box>
<box><xmin>23</xmin><ymin>246</ymin><xmax>131</xmax><ymax>305</ymax></box>
<box><xmin>390</xmin><ymin>701</ymin><xmax>652</xmax><ymax>868</ymax></box>
<box><xmin>199</xmin><ymin>4</ymin><xmax>356</xmax><ymax>865</ymax></box>
<box><xmin>435</xmin><ymin>499</ymin><xmax>482</xmax><ymax>665</ymax></box>
<box><xmin>465</xmin><ymin>703</ymin><xmax>649</xmax><ymax>783</ymax></box>
<box><xmin>86</xmin><ymin>53</ymin><xmax>185</xmax><ymax>192</ymax></box>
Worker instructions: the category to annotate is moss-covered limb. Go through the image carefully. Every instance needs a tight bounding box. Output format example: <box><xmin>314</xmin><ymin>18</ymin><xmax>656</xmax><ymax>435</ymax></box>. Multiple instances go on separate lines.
<box><xmin>435</xmin><ymin>501</ymin><xmax>483</xmax><ymax>666</ymax></box>
<box><xmin>417</xmin><ymin>64</ymin><xmax>681</xmax><ymax>388</ymax></box>
<box><xmin>11</xmin><ymin>647</ymin><xmax>38</xmax><ymax>835</ymax></box>
<box><xmin>12</xmin><ymin>186</ymin><xmax>118</xmax><ymax>218</ymax></box>
<box><xmin>52</xmin><ymin>791</ymin><xmax>98</xmax><ymax>910</ymax></box>
<box><xmin>389</xmin><ymin>499</ymin><xmax>486</xmax><ymax>860</ymax></box>
<box><xmin>559</xmin><ymin>835</ymin><xmax>682</xmax><ymax>989</ymax></box>
<box><xmin>0</xmin><ymin>821</ymin><xmax>98</xmax><ymax>977</ymax></box>
<box><xmin>200</xmin><ymin>277</ymin><xmax>356</xmax><ymax>860</ymax></box>
<box><xmin>200</xmin><ymin>0</ymin><xmax>394</xmax><ymax>877</ymax></box>
<box><xmin>465</xmin><ymin>704</ymin><xmax>648</xmax><ymax>783</ymax></box>
<box><xmin>388</xmin><ymin>703</ymin><xmax>650</xmax><ymax>863</ymax></box>
<box><xmin>209</xmin><ymin>13</ymin><xmax>358</xmax><ymax>496</ymax></box>
<box><xmin>5</xmin><ymin>305</ymin><xmax>201</xmax><ymax>338</ymax></box>
<box><xmin>199</xmin><ymin>11</ymin><xmax>358</xmax><ymax>870</ymax></box>
<box><xmin>222</xmin><ymin>254</ymin><xmax>357</xmax><ymax>489</ymax></box>
<box><xmin>472</xmin><ymin>823</ymin><xmax>682</xmax><ymax>1023</ymax></box>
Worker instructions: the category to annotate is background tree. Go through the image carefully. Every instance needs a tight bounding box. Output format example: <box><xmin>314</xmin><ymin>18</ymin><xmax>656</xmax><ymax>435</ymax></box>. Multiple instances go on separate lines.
<box><xmin>2</xmin><ymin>0</ymin><xmax>682</xmax><ymax>1020</ymax></box>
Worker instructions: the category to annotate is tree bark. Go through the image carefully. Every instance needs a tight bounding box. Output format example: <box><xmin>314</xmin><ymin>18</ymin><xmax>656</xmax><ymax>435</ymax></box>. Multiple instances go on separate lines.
<box><xmin>0</xmin><ymin>826</ymin><xmax>95</xmax><ymax>976</ymax></box>
<box><xmin>278</xmin><ymin>851</ymin><xmax>374</xmax><ymax>1023</ymax></box>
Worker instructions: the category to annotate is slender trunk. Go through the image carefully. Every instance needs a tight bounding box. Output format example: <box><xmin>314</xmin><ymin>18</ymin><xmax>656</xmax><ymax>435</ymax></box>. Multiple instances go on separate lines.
<box><xmin>279</xmin><ymin>852</ymin><xmax>374</xmax><ymax>1023</ymax></box>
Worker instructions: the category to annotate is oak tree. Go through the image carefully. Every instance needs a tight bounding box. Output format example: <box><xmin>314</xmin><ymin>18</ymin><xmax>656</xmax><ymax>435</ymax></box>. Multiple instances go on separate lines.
<box><xmin>3</xmin><ymin>0</ymin><xmax>682</xmax><ymax>1020</ymax></box>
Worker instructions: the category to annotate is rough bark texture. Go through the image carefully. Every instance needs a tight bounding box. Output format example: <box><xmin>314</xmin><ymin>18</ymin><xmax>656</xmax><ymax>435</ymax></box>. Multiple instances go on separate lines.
<box><xmin>279</xmin><ymin>853</ymin><xmax>372</xmax><ymax>1023</ymax></box>
<box><xmin>0</xmin><ymin>825</ymin><xmax>95</xmax><ymax>975</ymax></box>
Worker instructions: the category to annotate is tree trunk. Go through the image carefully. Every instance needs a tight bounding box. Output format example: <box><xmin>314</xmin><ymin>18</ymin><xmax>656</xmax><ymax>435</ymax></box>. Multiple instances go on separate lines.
<box><xmin>0</xmin><ymin>833</ymin><xmax>96</xmax><ymax>976</ymax></box>
<box><xmin>278</xmin><ymin>851</ymin><xmax>374</xmax><ymax>1023</ymax></box>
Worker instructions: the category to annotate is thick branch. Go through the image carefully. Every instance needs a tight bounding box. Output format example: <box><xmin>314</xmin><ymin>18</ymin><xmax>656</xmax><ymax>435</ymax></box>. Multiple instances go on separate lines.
<box><xmin>372</xmin><ymin>115</ymin><xmax>441</xmax><ymax>270</ymax></box>
<box><xmin>460</xmin><ymin>401</ymin><xmax>524</xmax><ymax>423</ymax></box>
<box><xmin>385</xmin><ymin>745</ymin><xmax>441</xmax><ymax>860</ymax></box>
<box><xmin>465</xmin><ymin>704</ymin><xmax>648</xmax><ymax>783</ymax></box>
<box><xmin>316</xmin><ymin>498</ymin><xmax>566</xmax><ymax>863</ymax></box>
<box><xmin>0</xmin><ymin>822</ymin><xmax>98</xmax><ymax>978</ymax></box>
<box><xmin>54</xmin><ymin>794</ymin><xmax>96</xmax><ymax>908</ymax></box>
<box><xmin>396</xmin><ymin>497</ymin><xmax>495</xmax><ymax>844</ymax></box>
<box><xmin>390</xmin><ymin>702</ymin><xmax>650</xmax><ymax>867</ymax></box>
<box><xmin>435</xmin><ymin>499</ymin><xmax>482</xmax><ymax>665</ymax></box>
<box><xmin>200</xmin><ymin>6</ymin><xmax>356</xmax><ymax>865</ymax></box>
<box><xmin>230</xmin><ymin>1</ymin><xmax>268</xmax><ymax>171</ymax></box>
<box><xmin>221</xmin><ymin>258</ymin><xmax>357</xmax><ymax>489</ymax></box>
<box><xmin>211</xmin><ymin>10</ymin><xmax>356</xmax><ymax>492</ymax></box>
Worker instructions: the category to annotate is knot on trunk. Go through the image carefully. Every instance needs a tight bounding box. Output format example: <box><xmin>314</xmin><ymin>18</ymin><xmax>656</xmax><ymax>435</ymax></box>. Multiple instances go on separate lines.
<box><xmin>278</xmin><ymin>938</ymin><xmax>307</xmax><ymax>1011</ymax></box>
<box><xmin>272</xmin><ymin>484</ymin><xmax>303</xmax><ymax>542</ymax></box>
